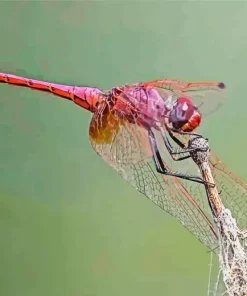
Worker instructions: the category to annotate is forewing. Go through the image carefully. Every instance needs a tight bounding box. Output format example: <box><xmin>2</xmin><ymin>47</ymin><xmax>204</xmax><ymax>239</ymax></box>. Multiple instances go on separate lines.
<box><xmin>145</xmin><ymin>78</ymin><xmax>226</xmax><ymax>119</ymax></box>
<box><xmin>89</xmin><ymin>103</ymin><xmax>218</xmax><ymax>250</ymax></box>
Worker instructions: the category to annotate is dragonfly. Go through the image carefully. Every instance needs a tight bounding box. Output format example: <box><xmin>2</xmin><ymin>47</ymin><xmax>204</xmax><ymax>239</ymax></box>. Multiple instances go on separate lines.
<box><xmin>1</xmin><ymin>72</ymin><xmax>247</xmax><ymax>251</ymax></box>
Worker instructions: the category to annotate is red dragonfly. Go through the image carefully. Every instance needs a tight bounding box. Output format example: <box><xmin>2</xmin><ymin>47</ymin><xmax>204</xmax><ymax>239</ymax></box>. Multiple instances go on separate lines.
<box><xmin>1</xmin><ymin>72</ymin><xmax>246</xmax><ymax>251</ymax></box>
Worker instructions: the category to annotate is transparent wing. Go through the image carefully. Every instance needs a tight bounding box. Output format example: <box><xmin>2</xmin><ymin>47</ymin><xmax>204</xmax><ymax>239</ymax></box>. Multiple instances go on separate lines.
<box><xmin>209</xmin><ymin>152</ymin><xmax>247</xmax><ymax>231</ymax></box>
<box><xmin>144</xmin><ymin>78</ymin><xmax>226</xmax><ymax>119</ymax></box>
<box><xmin>89</xmin><ymin>100</ymin><xmax>218</xmax><ymax>250</ymax></box>
<box><xmin>176</xmin><ymin>133</ymin><xmax>247</xmax><ymax>232</ymax></box>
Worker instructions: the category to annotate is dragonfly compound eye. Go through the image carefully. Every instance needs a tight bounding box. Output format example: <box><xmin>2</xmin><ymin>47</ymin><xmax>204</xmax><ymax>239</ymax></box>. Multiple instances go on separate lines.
<box><xmin>169</xmin><ymin>97</ymin><xmax>201</xmax><ymax>131</ymax></box>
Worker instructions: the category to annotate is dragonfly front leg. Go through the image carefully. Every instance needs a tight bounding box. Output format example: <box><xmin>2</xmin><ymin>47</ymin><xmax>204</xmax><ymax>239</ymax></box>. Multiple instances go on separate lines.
<box><xmin>168</xmin><ymin>126</ymin><xmax>206</xmax><ymax>138</ymax></box>
<box><xmin>167</xmin><ymin>129</ymin><xmax>186</xmax><ymax>148</ymax></box>
<box><xmin>148</xmin><ymin>129</ymin><xmax>206</xmax><ymax>184</ymax></box>
<box><xmin>160</xmin><ymin>128</ymin><xmax>206</xmax><ymax>162</ymax></box>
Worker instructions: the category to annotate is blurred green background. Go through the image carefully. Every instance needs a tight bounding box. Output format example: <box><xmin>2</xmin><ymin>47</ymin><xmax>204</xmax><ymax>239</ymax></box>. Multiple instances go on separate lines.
<box><xmin>0</xmin><ymin>2</ymin><xmax>247</xmax><ymax>296</ymax></box>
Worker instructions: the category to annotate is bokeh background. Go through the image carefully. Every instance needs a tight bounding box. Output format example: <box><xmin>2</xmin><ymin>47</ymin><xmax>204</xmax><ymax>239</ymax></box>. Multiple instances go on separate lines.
<box><xmin>1</xmin><ymin>2</ymin><xmax>247</xmax><ymax>296</ymax></box>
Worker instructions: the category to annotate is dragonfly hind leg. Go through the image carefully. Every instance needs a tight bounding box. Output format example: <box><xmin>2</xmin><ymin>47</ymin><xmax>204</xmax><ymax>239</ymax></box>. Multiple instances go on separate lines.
<box><xmin>148</xmin><ymin>129</ymin><xmax>206</xmax><ymax>184</ymax></box>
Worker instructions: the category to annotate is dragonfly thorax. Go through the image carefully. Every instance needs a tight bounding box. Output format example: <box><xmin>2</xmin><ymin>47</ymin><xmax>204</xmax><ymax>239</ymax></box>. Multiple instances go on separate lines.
<box><xmin>112</xmin><ymin>86</ymin><xmax>171</xmax><ymax>127</ymax></box>
<box><xmin>111</xmin><ymin>86</ymin><xmax>202</xmax><ymax>132</ymax></box>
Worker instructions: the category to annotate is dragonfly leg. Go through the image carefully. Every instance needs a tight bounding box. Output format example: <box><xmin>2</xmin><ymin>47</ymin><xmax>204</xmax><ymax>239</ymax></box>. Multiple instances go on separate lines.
<box><xmin>168</xmin><ymin>127</ymin><xmax>203</xmax><ymax>137</ymax></box>
<box><xmin>168</xmin><ymin>127</ymin><xmax>210</xmax><ymax>146</ymax></box>
<box><xmin>160</xmin><ymin>128</ymin><xmax>207</xmax><ymax>161</ymax></box>
<box><xmin>167</xmin><ymin>129</ymin><xmax>210</xmax><ymax>161</ymax></box>
<box><xmin>148</xmin><ymin>129</ymin><xmax>206</xmax><ymax>184</ymax></box>
<box><xmin>167</xmin><ymin>129</ymin><xmax>185</xmax><ymax>148</ymax></box>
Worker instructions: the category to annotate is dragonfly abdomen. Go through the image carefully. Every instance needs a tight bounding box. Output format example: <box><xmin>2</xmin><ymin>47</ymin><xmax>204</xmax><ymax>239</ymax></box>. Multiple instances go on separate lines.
<box><xmin>0</xmin><ymin>72</ymin><xmax>105</xmax><ymax>112</ymax></box>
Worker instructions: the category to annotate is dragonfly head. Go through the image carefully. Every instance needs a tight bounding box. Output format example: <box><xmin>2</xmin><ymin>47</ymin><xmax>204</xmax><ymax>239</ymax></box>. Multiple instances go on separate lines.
<box><xmin>169</xmin><ymin>97</ymin><xmax>202</xmax><ymax>132</ymax></box>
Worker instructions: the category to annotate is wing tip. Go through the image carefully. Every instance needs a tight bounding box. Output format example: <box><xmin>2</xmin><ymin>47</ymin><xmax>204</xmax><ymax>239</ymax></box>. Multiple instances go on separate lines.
<box><xmin>218</xmin><ymin>82</ymin><xmax>226</xmax><ymax>89</ymax></box>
